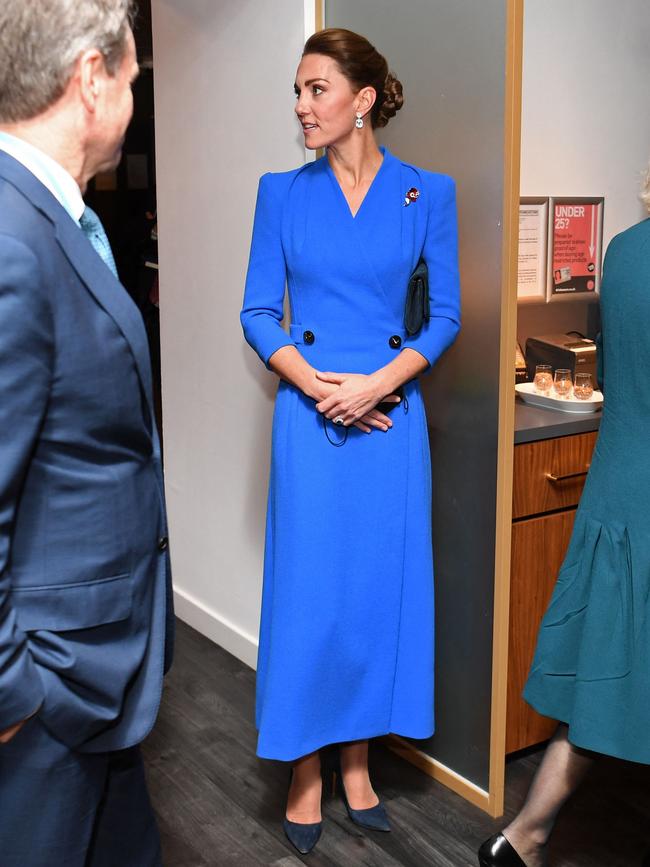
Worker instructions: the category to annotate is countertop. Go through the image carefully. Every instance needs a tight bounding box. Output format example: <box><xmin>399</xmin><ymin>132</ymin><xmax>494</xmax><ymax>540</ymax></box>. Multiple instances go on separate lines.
<box><xmin>515</xmin><ymin>398</ymin><xmax>601</xmax><ymax>444</ymax></box>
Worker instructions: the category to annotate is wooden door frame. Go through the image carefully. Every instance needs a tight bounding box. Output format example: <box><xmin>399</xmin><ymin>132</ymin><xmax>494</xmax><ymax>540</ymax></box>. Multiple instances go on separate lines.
<box><xmin>488</xmin><ymin>0</ymin><xmax>523</xmax><ymax>818</ymax></box>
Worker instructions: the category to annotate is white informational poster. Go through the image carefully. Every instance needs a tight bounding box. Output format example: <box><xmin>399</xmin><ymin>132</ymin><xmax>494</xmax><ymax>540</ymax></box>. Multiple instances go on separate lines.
<box><xmin>517</xmin><ymin>198</ymin><xmax>549</xmax><ymax>303</ymax></box>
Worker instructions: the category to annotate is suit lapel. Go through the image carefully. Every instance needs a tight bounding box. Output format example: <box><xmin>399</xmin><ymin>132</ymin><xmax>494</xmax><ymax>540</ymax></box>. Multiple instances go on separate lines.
<box><xmin>0</xmin><ymin>152</ymin><xmax>155</xmax><ymax>414</ymax></box>
<box><xmin>54</xmin><ymin>214</ymin><xmax>154</xmax><ymax>409</ymax></box>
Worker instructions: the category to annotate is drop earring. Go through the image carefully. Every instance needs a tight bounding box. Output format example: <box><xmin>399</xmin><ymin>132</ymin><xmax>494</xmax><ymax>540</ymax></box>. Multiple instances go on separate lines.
<box><xmin>355</xmin><ymin>112</ymin><xmax>364</xmax><ymax>129</ymax></box>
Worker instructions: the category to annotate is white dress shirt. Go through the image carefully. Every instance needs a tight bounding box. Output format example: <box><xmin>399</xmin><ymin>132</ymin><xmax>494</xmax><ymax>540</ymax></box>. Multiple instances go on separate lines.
<box><xmin>0</xmin><ymin>131</ymin><xmax>85</xmax><ymax>223</ymax></box>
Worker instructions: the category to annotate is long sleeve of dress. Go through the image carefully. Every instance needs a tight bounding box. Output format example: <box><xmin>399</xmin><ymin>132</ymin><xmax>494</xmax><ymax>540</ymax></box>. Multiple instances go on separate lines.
<box><xmin>403</xmin><ymin>174</ymin><xmax>461</xmax><ymax>368</ymax></box>
<box><xmin>240</xmin><ymin>173</ymin><xmax>295</xmax><ymax>369</ymax></box>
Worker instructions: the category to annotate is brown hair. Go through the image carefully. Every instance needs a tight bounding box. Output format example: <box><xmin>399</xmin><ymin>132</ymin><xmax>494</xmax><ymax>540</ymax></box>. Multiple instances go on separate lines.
<box><xmin>303</xmin><ymin>28</ymin><xmax>403</xmax><ymax>129</ymax></box>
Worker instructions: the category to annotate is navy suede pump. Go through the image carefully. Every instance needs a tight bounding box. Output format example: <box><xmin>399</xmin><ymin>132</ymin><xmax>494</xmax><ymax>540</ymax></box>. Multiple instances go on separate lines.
<box><xmin>332</xmin><ymin>754</ymin><xmax>391</xmax><ymax>832</ymax></box>
<box><xmin>341</xmin><ymin>793</ymin><xmax>391</xmax><ymax>832</ymax></box>
<box><xmin>282</xmin><ymin>817</ymin><xmax>322</xmax><ymax>854</ymax></box>
<box><xmin>283</xmin><ymin>767</ymin><xmax>323</xmax><ymax>855</ymax></box>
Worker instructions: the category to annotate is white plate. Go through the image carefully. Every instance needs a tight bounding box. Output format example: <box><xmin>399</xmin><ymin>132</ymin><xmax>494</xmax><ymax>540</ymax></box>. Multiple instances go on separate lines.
<box><xmin>515</xmin><ymin>382</ymin><xmax>603</xmax><ymax>414</ymax></box>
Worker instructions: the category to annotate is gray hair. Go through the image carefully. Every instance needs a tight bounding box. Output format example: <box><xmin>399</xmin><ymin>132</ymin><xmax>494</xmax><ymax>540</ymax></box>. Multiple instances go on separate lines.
<box><xmin>642</xmin><ymin>161</ymin><xmax>650</xmax><ymax>214</ymax></box>
<box><xmin>0</xmin><ymin>0</ymin><xmax>136</xmax><ymax>123</ymax></box>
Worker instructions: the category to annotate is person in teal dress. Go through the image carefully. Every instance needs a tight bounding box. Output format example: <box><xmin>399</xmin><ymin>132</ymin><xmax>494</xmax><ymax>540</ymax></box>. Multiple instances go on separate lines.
<box><xmin>479</xmin><ymin>174</ymin><xmax>650</xmax><ymax>867</ymax></box>
<box><xmin>240</xmin><ymin>29</ymin><xmax>460</xmax><ymax>855</ymax></box>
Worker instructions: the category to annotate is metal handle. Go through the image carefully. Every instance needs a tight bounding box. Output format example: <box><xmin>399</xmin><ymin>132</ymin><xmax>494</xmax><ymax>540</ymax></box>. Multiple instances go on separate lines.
<box><xmin>545</xmin><ymin>468</ymin><xmax>589</xmax><ymax>483</ymax></box>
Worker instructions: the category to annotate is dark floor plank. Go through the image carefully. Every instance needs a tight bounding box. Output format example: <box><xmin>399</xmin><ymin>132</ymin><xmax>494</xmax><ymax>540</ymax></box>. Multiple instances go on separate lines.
<box><xmin>143</xmin><ymin>620</ymin><xmax>650</xmax><ymax>866</ymax></box>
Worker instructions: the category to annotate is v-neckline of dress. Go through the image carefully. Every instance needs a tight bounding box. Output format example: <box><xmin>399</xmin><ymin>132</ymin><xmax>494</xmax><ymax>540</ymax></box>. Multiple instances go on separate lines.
<box><xmin>325</xmin><ymin>146</ymin><xmax>388</xmax><ymax>221</ymax></box>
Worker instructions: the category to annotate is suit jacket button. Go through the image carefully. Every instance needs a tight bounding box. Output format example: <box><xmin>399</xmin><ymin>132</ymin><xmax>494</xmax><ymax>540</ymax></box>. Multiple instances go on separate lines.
<box><xmin>303</xmin><ymin>330</ymin><xmax>315</xmax><ymax>345</ymax></box>
<box><xmin>158</xmin><ymin>536</ymin><xmax>169</xmax><ymax>552</ymax></box>
<box><xmin>389</xmin><ymin>334</ymin><xmax>402</xmax><ymax>349</ymax></box>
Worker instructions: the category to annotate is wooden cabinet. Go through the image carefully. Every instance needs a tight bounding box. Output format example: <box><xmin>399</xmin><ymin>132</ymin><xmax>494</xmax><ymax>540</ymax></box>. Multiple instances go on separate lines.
<box><xmin>506</xmin><ymin>430</ymin><xmax>598</xmax><ymax>754</ymax></box>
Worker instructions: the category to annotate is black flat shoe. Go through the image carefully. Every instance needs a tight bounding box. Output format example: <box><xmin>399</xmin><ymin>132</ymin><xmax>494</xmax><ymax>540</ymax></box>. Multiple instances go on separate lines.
<box><xmin>283</xmin><ymin>818</ymin><xmax>322</xmax><ymax>854</ymax></box>
<box><xmin>478</xmin><ymin>832</ymin><xmax>527</xmax><ymax>867</ymax></box>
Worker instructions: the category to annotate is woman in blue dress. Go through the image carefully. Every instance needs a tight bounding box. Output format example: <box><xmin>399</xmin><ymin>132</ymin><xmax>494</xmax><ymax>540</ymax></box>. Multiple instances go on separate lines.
<box><xmin>241</xmin><ymin>28</ymin><xmax>460</xmax><ymax>853</ymax></box>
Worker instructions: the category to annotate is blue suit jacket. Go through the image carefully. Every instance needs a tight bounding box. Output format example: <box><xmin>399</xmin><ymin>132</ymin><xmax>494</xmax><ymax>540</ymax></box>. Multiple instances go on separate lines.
<box><xmin>0</xmin><ymin>152</ymin><xmax>174</xmax><ymax>753</ymax></box>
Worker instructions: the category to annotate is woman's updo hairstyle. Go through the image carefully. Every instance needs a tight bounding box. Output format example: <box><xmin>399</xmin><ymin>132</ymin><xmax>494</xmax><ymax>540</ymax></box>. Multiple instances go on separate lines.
<box><xmin>303</xmin><ymin>28</ymin><xmax>404</xmax><ymax>129</ymax></box>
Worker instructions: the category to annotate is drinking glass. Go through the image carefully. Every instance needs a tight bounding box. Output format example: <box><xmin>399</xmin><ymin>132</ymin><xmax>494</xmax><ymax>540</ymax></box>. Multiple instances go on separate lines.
<box><xmin>573</xmin><ymin>372</ymin><xmax>594</xmax><ymax>400</ymax></box>
<box><xmin>553</xmin><ymin>368</ymin><xmax>573</xmax><ymax>399</ymax></box>
<box><xmin>533</xmin><ymin>364</ymin><xmax>553</xmax><ymax>395</ymax></box>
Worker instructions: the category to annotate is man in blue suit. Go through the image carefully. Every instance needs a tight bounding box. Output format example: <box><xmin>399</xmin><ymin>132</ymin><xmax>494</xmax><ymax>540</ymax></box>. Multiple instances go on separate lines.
<box><xmin>0</xmin><ymin>2</ymin><xmax>173</xmax><ymax>864</ymax></box>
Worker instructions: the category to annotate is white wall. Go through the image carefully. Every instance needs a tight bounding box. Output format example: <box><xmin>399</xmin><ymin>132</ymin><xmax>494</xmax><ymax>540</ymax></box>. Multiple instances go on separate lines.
<box><xmin>521</xmin><ymin>0</ymin><xmax>650</xmax><ymax>245</ymax></box>
<box><xmin>151</xmin><ymin>0</ymin><xmax>306</xmax><ymax>666</ymax></box>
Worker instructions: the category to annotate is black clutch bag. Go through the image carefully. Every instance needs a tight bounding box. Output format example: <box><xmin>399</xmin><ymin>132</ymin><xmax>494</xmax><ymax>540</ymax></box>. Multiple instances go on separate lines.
<box><xmin>404</xmin><ymin>257</ymin><xmax>430</xmax><ymax>336</ymax></box>
<box><xmin>376</xmin><ymin>385</ymin><xmax>404</xmax><ymax>415</ymax></box>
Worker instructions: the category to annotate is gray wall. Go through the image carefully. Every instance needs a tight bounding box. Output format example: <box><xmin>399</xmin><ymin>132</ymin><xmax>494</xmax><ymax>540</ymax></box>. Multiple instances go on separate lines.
<box><xmin>325</xmin><ymin>0</ymin><xmax>509</xmax><ymax>790</ymax></box>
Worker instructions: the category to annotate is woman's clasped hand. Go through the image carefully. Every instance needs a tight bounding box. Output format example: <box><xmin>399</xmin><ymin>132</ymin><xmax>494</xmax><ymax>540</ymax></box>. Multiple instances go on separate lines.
<box><xmin>313</xmin><ymin>369</ymin><xmax>401</xmax><ymax>432</ymax></box>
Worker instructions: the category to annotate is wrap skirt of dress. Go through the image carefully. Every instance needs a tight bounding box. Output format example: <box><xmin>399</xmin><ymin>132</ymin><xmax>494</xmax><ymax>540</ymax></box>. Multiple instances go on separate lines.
<box><xmin>524</xmin><ymin>218</ymin><xmax>650</xmax><ymax>765</ymax></box>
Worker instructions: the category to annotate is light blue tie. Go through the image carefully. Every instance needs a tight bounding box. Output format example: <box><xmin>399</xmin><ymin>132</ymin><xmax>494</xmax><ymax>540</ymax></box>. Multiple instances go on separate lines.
<box><xmin>79</xmin><ymin>206</ymin><xmax>118</xmax><ymax>278</ymax></box>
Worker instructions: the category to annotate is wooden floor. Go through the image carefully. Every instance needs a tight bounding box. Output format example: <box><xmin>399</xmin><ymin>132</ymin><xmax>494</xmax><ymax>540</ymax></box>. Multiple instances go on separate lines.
<box><xmin>142</xmin><ymin>621</ymin><xmax>650</xmax><ymax>867</ymax></box>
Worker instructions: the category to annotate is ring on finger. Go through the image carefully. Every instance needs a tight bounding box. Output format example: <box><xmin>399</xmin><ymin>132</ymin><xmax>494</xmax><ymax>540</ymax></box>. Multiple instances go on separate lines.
<box><xmin>333</xmin><ymin>415</ymin><xmax>345</xmax><ymax>426</ymax></box>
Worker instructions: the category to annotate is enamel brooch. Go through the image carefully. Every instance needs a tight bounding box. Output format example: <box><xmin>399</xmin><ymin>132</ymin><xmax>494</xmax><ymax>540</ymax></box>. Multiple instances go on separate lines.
<box><xmin>404</xmin><ymin>187</ymin><xmax>420</xmax><ymax>207</ymax></box>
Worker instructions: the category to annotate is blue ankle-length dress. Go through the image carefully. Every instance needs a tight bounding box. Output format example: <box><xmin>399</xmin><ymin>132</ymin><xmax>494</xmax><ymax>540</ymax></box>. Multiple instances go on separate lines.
<box><xmin>240</xmin><ymin>146</ymin><xmax>461</xmax><ymax>761</ymax></box>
